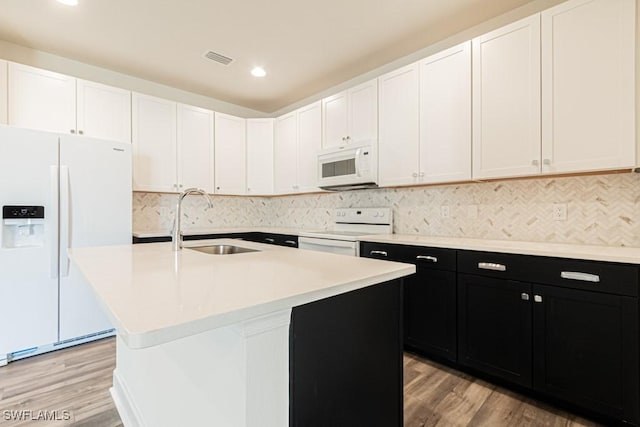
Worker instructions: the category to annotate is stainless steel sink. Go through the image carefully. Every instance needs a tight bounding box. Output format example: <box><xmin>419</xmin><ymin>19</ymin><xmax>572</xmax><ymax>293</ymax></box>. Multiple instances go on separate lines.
<box><xmin>187</xmin><ymin>244</ymin><xmax>259</xmax><ymax>255</ymax></box>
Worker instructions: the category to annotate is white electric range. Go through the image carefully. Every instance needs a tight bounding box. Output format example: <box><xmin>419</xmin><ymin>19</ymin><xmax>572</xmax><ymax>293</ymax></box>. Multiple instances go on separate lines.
<box><xmin>298</xmin><ymin>208</ymin><xmax>393</xmax><ymax>256</ymax></box>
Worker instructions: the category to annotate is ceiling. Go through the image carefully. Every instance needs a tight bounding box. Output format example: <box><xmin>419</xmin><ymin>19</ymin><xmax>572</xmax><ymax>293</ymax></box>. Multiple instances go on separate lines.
<box><xmin>0</xmin><ymin>0</ymin><xmax>535</xmax><ymax>113</ymax></box>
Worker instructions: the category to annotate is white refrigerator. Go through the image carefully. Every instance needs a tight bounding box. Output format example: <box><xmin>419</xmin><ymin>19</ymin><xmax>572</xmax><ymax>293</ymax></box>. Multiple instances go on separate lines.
<box><xmin>0</xmin><ymin>126</ymin><xmax>131</xmax><ymax>365</ymax></box>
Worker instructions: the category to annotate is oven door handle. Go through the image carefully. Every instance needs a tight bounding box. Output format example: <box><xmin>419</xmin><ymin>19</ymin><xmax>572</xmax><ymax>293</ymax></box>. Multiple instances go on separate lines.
<box><xmin>355</xmin><ymin>148</ymin><xmax>362</xmax><ymax>177</ymax></box>
<box><xmin>298</xmin><ymin>236</ymin><xmax>357</xmax><ymax>249</ymax></box>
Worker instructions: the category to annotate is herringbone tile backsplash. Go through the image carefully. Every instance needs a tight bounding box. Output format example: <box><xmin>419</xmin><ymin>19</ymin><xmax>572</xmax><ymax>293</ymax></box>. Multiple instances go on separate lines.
<box><xmin>133</xmin><ymin>172</ymin><xmax>640</xmax><ymax>247</ymax></box>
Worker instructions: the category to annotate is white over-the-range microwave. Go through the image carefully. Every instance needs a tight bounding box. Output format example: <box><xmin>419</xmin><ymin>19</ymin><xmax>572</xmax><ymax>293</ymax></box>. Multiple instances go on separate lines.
<box><xmin>317</xmin><ymin>142</ymin><xmax>378</xmax><ymax>191</ymax></box>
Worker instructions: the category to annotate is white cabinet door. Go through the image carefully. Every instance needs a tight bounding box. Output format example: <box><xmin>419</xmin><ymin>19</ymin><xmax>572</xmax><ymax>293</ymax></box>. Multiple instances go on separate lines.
<box><xmin>348</xmin><ymin>79</ymin><xmax>378</xmax><ymax>145</ymax></box>
<box><xmin>76</xmin><ymin>79</ymin><xmax>131</xmax><ymax>143</ymax></box>
<box><xmin>419</xmin><ymin>42</ymin><xmax>472</xmax><ymax>184</ymax></box>
<box><xmin>214</xmin><ymin>112</ymin><xmax>246</xmax><ymax>195</ymax></box>
<box><xmin>178</xmin><ymin>104</ymin><xmax>214</xmax><ymax>193</ymax></box>
<box><xmin>274</xmin><ymin>112</ymin><xmax>298</xmax><ymax>194</ymax></box>
<box><xmin>541</xmin><ymin>0</ymin><xmax>635</xmax><ymax>173</ymax></box>
<box><xmin>378</xmin><ymin>63</ymin><xmax>420</xmax><ymax>187</ymax></box>
<box><xmin>472</xmin><ymin>15</ymin><xmax>541</xmax><ymax>179</ymax></box>
<box><xmin>8</xmin><ymin>62</ymin><xmax>76</xmax><ymax>134</ymax></box>
<box><xmin>297</xmin><ymin>101</ymin><xmax>321</xmax><ymax>193</ymax></box>
<box><xmin>0</xmin><ymin>60</ymin><xmax>6</xmax><ymax>124</ymax></box>
<box><xmin>322</xmin><ymin>91</ymin><xmax>348</xmax><ymax>148</ymax></box>
<box><xmin>246</xmin><ymin>118</ymin><xmax>274</xmax><ymax>195</ymax></box>
<box><xmin>132</xmin><ymin>93</ymin><xmax>177</xmax><ymax>192</ymax></box>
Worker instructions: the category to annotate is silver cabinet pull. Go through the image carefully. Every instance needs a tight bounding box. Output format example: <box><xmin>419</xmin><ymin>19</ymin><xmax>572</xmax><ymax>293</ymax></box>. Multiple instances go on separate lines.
<box><xmin>412</xmin><ymin>172</ymin><xmax>418</xmax><ymax>178</ymax></box>
<box><xmin>478</xmin><ymin>262</ymin><xmax>506</xmax><ymax>272</ymax></box>
<box><xmin>534</xmin><ymin>295</ymin><xmax>543</xmax><ymax>303</ymax></box>
<box><xmin>543</xmin><ymin>159</ymin><xmax>551</xmax><ymax>165</ymax></box>
<box><xmin>264</xmin><ymin>238</ymin><xmax>275</xmax><ymax>243</ymax></box>
<box><xmin>370</xmin><ymin>250</ymin><xmax>388</xmax><ymax>257</ymax></box>
<box><xmin>284</xmin><ymin>240</ymin><xmax>296</xmax><ymax>246</ymax></box>
<box><xmin>531</xmin><ymin>159</ymin><xmax>539</xmax><ymax>166</ymax></box>
<box><xmin>521</xmin><ymin>293</ymin><xmax>530</xmax><ymax>301</ymax></box>
<box><xmin>416</xmin><ymin>255</ymin><xmax>438</xmax><ymax>263</ymax></box>
<box><xmin>70</xmin><ymin>129</ymin><xmax>76</xmax><ymax>134</ymax></box>
<box><xmin>561</xmin><ymin>271</ymin><xmax>600</xmax><ymax>283</ymax></box>
<box><xmin>78</xmin><ymin>130</ymin><xmax>84</xmax><ymax>135</ymax></box>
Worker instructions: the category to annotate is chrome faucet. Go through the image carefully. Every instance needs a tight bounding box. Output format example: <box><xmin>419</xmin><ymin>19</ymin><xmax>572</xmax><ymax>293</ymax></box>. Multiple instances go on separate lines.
<box><xmin>172</xmin><ymin>188</ymin><xmax>213</xmax><ymax>251</ymax></box>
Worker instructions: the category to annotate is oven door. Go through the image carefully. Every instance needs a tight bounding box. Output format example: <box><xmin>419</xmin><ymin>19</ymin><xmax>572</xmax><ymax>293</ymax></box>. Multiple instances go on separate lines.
<box><xmin>298</xmin><ymin>237</ymin><xmax>357</xmax><ymax>256</ymax></box>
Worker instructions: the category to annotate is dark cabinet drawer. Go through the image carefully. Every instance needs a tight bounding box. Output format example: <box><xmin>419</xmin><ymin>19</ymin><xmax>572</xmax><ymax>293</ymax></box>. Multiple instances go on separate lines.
<box><xmin>458</xmin><ymin>250</ymin><xmax>639</xmax><ymax>297</ymax></box>
<box><xmin>360</xmin><ymin>242</ymin><xmax>456</xmax><ymax>271</ymax></box>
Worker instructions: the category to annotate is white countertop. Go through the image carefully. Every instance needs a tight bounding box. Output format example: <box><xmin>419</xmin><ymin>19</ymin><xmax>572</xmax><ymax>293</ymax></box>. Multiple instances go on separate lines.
<box><xmin>132</xmin><ymin>227</ymin><xmax>308</xmax><ymax>238</ymax></box>
<box><xmin>70</xmin><ymin>239</ymin><xmax>415</xmax><ymax>349</ymax></box>
<box><xmin>358</xmin><ymin>234</ymin><xmax>640</xmax><ymax>264</ymax></box>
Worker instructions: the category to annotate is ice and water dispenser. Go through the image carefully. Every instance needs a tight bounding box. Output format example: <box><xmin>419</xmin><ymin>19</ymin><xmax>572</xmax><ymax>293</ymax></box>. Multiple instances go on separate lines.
<box><xmin>2</xmin><ymin>205</ymin><xmax>45</xmax><ymax>248</ymax></box>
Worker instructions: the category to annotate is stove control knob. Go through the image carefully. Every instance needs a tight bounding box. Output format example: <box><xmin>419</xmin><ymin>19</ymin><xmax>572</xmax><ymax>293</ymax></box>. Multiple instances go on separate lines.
<box><xmin>379</xmin><ymin>211</ymin><xmax>385</xmax><ymax>217</ymax></box>
<box><xmin>373</xmin><ymin>212</ymin><xmax>379</xmax><ymax>217</ymax></box>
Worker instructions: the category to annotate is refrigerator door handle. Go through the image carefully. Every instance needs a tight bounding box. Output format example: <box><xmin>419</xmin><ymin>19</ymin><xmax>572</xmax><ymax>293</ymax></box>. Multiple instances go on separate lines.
<box><xmin>50</xmin><ymin>165</ymin><xmax>59</xmax><ymax>279</ymax></box>
<box><xmin>60</xmin><ymin>165</ymin><xmax>70</xmax><ymax>277</ymax></box>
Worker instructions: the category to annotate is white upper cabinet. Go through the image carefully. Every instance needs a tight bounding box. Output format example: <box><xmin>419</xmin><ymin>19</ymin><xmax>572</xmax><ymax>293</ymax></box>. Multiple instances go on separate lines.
<box><xmin>274</xmin><ymin>112</ymin><xmax>298</xmax><ymax>194</ymax></box>
<box><xmin>214</xmin><ymin>112</ymin><xmax>246</xmax><ymax>195</ymax></box>
<box><xmin>132</xmin><ymin>93</ymin><xmax>177</xmax><ymax>192</ymax></box>
<box><xmin>322</xmin><ymin>92</ymin><xmax>348</xmax><ymax>148</ymax></box>
<box><xmin>8</xmin><ymin>62</ymin><xmax>76</xmax><ymax>134</ymax></box>
<box><xmin>419</xmin><ymin>41</ymin><xmax>472</xmax><ymax>183</ymax></box>
<box><xmin>472</xmin><ymin>15</ymin><xmax>541</xmax><ymax>180</ymax></box>
<box><xmin>0</xmin><ymin>60</ymin><xmax>7</xmax><ymax>124</ymax></box>
<box><xmin>8</xmin><ymin>62</ymin><xmax>131</xmax><ymax>142</ymax></box>
<box><xmin>177</xmin><ymin>104</ymin><xmax>214</xmax><ymax>194</ymax></box>
<box><xmin>322</xmin><ymin>79</ymin><xmax>377</xmax><ymax>148</ymax></box>
<box><xmin>246</xmin><ymin>118</ymin><xmax>274</xmax><ymax>195</ymax></box>
<box><xmin>274</xmin><ymin>101</ymin><xmax>322</xmax><ymax>194</ymax></box>
<box><xmin>76</xmin><ymin>79</ymin><xmax>131</xmax><ymax>142</ymax></box>
<box><xmin>296</xmin><ymin>101</ymin><xmax>322</xmax><ymax>193</ymax></box>
<box><xmin>541</xmin><ymin>0</ymin><xmax>635</xmax><ymax>173</ymax></box>
<box><xmin>378</xmin><ymin>63</ymin><xmax>420</xmax><ymax>187</ymax></box>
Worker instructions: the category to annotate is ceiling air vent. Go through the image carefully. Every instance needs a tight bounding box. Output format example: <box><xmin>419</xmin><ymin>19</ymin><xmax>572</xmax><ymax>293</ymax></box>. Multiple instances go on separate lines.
<box><xmin>203</xmin><ymin>51</ymin><xmax>233</xmax><ymax>66</ymax></box>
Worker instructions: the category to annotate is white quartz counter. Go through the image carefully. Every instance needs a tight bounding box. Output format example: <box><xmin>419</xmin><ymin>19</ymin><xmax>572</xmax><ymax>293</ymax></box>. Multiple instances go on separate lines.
<box><xmin>359</xmin><ymin>234</ymin><xmax>640</xmax><ymax>264</ymax></box>
<box><xmin>132</xmin><ymin>227</ymin><xmax>308</xmax><ymax>239</ymax></box>
<box><xmin>69</xmin><ymin>239</ymin><xmax>415</xmax><ymax>349</ymax></box>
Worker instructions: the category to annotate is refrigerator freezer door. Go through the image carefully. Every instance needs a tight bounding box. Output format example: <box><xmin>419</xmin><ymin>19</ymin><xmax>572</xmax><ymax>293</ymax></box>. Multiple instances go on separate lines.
<box><xmin>58</xmin><ymin>135</ymin><xmax>132</xmax><ymax>341</ymax></box>
<box><xmin>0</xmin><ymin>126</ymin><xmax>59</xmax><ymax>357</ymax></box>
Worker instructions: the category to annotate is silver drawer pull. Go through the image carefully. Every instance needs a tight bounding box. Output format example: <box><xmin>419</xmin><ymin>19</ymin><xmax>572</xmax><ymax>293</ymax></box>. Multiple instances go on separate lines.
<box><xmin>264</xmin><ymin>238</ymin><xmax>275</xmax><ymax>243</ymax></box>
<box><xmin>284</xmin><ymin>240</ymin><xmax>297</xmax><ymax>245</ymax></box>
<box><xmin>416</xmin><ymin>255</ymin><xmax>438</xmax><ymax>263</ymax></box>
<box><xmin>370</xmin><ymin>250</ymin><xmax>388</xmax><ymax>257</ymax></box>
<box><xmin>478</xmin><ymin>262</ymin><xmax>506</xmax><ymax>272</ymax></box>
<box><xmin>560</xmin><ymin>271</ymin><xmax>600</xmax><ymax>283</ymax></box>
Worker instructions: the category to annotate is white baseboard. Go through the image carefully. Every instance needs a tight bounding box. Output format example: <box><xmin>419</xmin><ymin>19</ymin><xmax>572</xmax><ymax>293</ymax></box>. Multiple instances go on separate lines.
<box><xmin>111</xmin><ymin>370</ymin><xmax>143</xmax><ymax>427</ymax></box>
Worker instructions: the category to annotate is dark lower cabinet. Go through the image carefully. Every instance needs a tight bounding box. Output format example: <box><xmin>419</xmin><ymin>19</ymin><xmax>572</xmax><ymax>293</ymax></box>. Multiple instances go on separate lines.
<box><xmin>405</xmin><ymin>268</ymin><xmax>457</xmax><ymax>362</ymax></box>
<box><xmin>457</xmin><ymin>274</ymin><xmax>532</xmax><ymax>387</ymax></box>
<box><xmin>243</xmin><ymin>232</ymin><xmax>299</xmax><ymax>248</ymax></box>
<box><xmin>532</xmin><ymin>284</ymin><xmax>639</xmax><ymax>424</ymax></box>
<box><xmin>289</xmin><ymin>279</ymin><xmax>402</xmax><ymax>427</ymax></box>
<box><xmin>360</xmin><ymin>242</ymin><xmax>457</xmax><ymax>362</ymax></box>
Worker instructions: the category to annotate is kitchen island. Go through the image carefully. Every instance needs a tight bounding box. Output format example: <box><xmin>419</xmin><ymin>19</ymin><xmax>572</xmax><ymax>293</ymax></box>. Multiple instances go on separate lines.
<box><xmin>70</xmin><ymin>239</ymin><xmax>415</xmax><ymax>427</ymax></box>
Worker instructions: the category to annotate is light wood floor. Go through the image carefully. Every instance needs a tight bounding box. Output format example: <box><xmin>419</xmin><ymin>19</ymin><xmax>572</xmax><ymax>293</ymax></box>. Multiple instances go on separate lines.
<box><xmin>0</xmin><ymin>338</ymin><xmax>601</xmax><ymax>427</ymax></box>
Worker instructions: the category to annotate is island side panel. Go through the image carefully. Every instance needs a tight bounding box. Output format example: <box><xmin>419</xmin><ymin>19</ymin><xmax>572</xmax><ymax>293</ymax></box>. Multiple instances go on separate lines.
<box><xmin>289</xmin><ymin>279</ymin><xmax>403</xmax><ymax>427</ymax></box>
<box><xmin>111</xmin><ymin>309</ymin><xmax>292</xmax><ymax>427</ymax></box>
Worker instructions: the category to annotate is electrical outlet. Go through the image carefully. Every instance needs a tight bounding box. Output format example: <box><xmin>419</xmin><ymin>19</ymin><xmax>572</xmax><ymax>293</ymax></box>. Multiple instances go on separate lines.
<box><xmin>552</xmin><ymin>203</ymin><xmax>567</xmax><ymax>221</ymax></box>
<box><xmin>440</xmin><ymin>205</ymin><xmax>450</xmax><ymax>219</ymax></box>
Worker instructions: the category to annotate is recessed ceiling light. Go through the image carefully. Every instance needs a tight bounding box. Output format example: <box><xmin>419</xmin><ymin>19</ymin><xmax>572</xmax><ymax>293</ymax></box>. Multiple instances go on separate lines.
<box><xmin>251</xmin><ymin>67</ymin><xmax>266</xmax><ymax>78</ymax></box>
<box><xmin>57</xmin><ymin>0</ymin><xmax>79</xmax><ymax>5</ymax></box>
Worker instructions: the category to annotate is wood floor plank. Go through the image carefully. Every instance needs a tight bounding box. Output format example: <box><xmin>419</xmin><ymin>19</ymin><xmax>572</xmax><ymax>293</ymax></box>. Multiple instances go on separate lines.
<box><xmin>0</xmin><ymin>338</ymin><xmax>605</xmax><ymax>427</ymax></box>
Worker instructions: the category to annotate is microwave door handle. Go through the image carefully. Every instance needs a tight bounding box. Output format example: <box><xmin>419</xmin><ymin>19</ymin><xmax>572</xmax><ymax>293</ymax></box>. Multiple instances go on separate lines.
<box><xmin>355</xmin><ymin>148</ymin><xmax>362</xmax><ymax>177</ymax></box>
